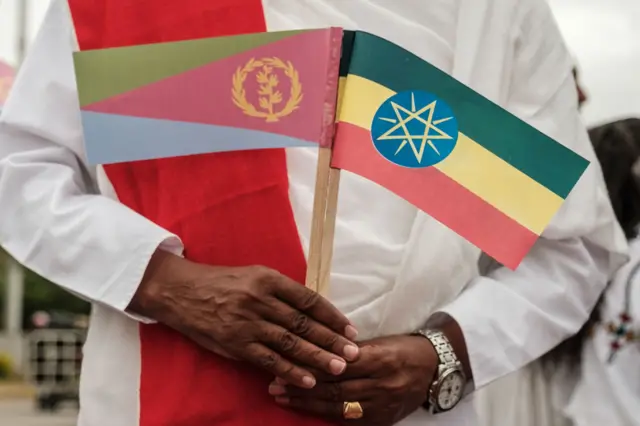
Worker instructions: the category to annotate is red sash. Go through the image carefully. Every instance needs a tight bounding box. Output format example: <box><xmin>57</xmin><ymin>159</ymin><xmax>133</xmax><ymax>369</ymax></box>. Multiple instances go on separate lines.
<box><xmin>70</xmin><ymin>1</ymin><xmax>335</xmax><ymax>425</ymax></box>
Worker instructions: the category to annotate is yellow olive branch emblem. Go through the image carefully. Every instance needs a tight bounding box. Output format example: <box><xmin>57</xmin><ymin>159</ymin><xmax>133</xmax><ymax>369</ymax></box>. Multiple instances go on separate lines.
<box><xmin>232</xmin><ymin>57</ymin><xmax>303</xmax><ymax>122</ymax></box>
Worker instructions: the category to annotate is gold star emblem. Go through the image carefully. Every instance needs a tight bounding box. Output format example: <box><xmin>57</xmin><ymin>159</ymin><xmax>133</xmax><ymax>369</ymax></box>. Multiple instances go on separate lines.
<box><xmin>376</xmin><ymin>92</ymin><xmax>454</xmax><ymax>164</ymax></box>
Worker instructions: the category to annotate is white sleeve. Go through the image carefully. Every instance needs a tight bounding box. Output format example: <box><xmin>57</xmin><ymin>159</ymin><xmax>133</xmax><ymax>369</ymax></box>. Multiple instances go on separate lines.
<box><xmin>439</xmin><ymin>0</ymin><xmax>628</xmax><ymax>388</ymax></box>
<box><xmin>0</xmin><ymin>0</ymin><xmax>183</xmax><ymax>320</ymax></box>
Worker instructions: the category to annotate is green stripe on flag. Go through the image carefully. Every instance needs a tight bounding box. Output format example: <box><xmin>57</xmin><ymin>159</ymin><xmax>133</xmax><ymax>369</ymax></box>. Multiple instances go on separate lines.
<box><xmin>339</xmin><ymin>31</ymin><xmax>356</xmax><ymax>78</ymax></box>
<box><xmin>74</xmin><ymin>30</ymin><xmax>307</xmax><ymax>107</ymax></box>
<box><xmin>346</xmin><ymin>32</ymin><xmax>588</xmax><ymax>199</ymax></box>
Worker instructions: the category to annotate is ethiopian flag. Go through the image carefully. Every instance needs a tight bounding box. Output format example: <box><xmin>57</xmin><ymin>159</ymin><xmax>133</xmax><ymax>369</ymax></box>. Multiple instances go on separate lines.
<box><xmin>333</xmin><ymin>31</ymin><xmax>589</xmax><ymax>269</ymax></box>
<box><xmin>73</xmin><ymin>28</ymin><xmax>342</xmax><ymax>164</ymax></box>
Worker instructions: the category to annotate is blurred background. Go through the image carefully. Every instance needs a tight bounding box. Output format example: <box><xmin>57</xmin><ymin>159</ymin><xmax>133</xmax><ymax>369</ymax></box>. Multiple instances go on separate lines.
<box><xmin>0</xmin><ymin>4</ymin><xmax>89</xmax><ymax>424</ymax></box>
<box><xmin>0</xmin><ymin>0</ymin><xmax>638</xmax><ymax>425</ymax></box>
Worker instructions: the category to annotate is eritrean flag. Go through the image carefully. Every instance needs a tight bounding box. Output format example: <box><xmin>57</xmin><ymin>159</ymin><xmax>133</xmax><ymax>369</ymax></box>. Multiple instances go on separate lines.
<box><xmin>332</xmin><ymin>31</ymin><xmax>589</xmax><ymax>269</ymax></box>
<box><xmin>73</xmin><ymin>29</ymin><xmax>342</xmax><ymax>164</ymax></box>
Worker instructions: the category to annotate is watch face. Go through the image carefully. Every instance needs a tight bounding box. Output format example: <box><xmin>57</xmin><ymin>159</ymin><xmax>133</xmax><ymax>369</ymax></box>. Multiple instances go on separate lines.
<box><xmin>437</xmin><ymin>371</ymin><xmax>465</xmax><ymax>411</ymax></box>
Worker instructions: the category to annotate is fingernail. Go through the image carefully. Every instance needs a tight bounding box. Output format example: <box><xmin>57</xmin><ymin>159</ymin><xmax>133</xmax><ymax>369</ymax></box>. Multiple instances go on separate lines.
<box><xmin>275</xmin><ymin>396</ymin><xmax>290</xmax><ymax>405</ymax></box>
<box><xmin>345</xmin><ymin>325</ymin><xmax>359</xmax><ymax>340</ymax></box>
<box><xmin>302</xmin><ymin>375</ymin><xmax>316</xmax><ymax>388</ymax></box>
<box><xmin>268</xmin><ymin>384</ymin><xmax>286</xmax><ymax>396</ymax></box>
<box><xmin>329</xmin><ymin>358</ymin><xmax>347</xmax><ymax>375</ymax></box>
<box><xmin>343</xmin><ymin>344</ymin><xmax>359</xmax><ymax>361</ymax></box>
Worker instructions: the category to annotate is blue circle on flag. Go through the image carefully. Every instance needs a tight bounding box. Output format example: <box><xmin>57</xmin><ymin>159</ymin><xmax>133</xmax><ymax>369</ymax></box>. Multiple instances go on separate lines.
<box><xmin>371</xmin><ymin>90</ymin><xmax>459</xmax><ymax>168</ymax></box>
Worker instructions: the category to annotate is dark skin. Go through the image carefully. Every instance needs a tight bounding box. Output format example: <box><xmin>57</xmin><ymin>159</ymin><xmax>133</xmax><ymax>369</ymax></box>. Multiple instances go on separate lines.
<box><xmin>262</xmin><ymin>64</ymin><xmax>580</xmax><ymax>420</ymax></box>
<box><xmin>270</xmin><ymin>335</ymin><xmax>436</xmax><ymax>425</ymax></box>
<box><xmin>270</xmin><ymin>314</ymin><xmax>472</xmax><ymax>424</ymax></box>
<box><xmin>130</xmin><ymin>66</ymin><xmax>581</xmax><ymax>395</ymax></box>
<box><xmin>131</xmin><ymin>251</ymin><xmax>472</xmax><ymax>422</ymax></box>
<box><xmin>129</xmin><ymin>250</ymin><xmax>360</xmax><ymax>388</ymax></box>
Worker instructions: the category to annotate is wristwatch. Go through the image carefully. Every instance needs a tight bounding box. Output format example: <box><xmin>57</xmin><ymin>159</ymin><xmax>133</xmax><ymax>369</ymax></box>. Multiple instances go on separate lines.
<box><xmin>412</xmin><ymin>329</ymin><xmax>466</xmax><ymax>414</ymax></box>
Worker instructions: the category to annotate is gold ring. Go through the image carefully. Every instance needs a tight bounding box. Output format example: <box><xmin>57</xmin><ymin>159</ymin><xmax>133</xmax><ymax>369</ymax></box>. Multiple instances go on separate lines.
<box><xmin>343</xmin><ymin>401</ymin><xmax>364</xmax><ymax>420</ymax></box>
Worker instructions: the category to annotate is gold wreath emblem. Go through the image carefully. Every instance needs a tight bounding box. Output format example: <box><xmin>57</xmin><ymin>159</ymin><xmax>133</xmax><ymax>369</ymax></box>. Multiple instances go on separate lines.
<box><xmin>232</xmin><ymin>57</ymin><xmax>303</xmax><ymax>122</ymax></box>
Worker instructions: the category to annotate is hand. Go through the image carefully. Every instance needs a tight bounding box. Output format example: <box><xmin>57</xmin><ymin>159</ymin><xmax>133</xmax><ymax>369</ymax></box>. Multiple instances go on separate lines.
<box><xmin>268</xmin><ymin>335</ymin><xmax>437</xmax><ymax>425</ymax></box>
<box><xmin>129</xmin><ymin>250</ymin><xmax>360</xmax><ymax>389</ymax></box>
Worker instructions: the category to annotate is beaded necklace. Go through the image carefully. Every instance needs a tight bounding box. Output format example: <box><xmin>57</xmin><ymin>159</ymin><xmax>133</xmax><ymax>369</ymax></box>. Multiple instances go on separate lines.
<box><xmin>606</xmin><ymin>261</ymin><xmax>640</xmax><ymax>362</ymax></box>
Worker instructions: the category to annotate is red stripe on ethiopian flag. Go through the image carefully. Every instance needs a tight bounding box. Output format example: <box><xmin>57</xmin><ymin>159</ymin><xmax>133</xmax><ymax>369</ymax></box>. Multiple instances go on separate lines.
<box><xmin>332</xmin><ymin>123</ymin><xmax>539</xmax><ymax>269</ymax></box>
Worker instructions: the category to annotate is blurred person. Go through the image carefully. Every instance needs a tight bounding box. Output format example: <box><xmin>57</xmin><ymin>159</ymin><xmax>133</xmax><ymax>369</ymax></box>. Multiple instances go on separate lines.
<box><xmin>544</xmin><ymin>119</ymin><xmax>640</xmax><ymax>375</ymax></box>
<box><xmin>476</xmin><ymin>67</ymin><xmax>640</xmax><ymax>426</ymax></box>
<box><xmin>563</xmin><ymin>118</ymin><xmax>640</xmax><ymax>426</ymax></box>
<box><xmin>0</xmin><ymin>1</ymin><xmax>627</xmax><ymax>426</ymax></box>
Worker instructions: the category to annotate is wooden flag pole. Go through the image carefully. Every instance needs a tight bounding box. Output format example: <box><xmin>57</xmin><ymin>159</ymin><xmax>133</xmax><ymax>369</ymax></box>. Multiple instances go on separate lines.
<box><xmin>317</xmin><ymin>167</ymin><xmax>340</xmax><ymax>296</ymax></box>
<box><xmin>306</xmin><ymin>37</ymin><xmax>343</xmax><ymax>294</ymax></box>
<box><xmin>305</xmin><ymin>148</ymin><xmax>333</xmax><ymax>293</ymax></box>
<box><xmin>305</xmin><ymin>147</ymin><xmax>341</xmax><ymax>296</ymax></box>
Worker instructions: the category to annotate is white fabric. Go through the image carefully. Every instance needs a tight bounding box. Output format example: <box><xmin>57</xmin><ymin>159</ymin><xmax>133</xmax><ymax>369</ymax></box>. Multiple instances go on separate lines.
<box><xmin>565</xmin><ymin>238</ymin><xmax>640</xmax><ymax>426</ymax></box>
<box><xmin>474</xmin><ymin>361</ymin><xmax>575</xmax><ymax>426</ymax></box>
<box><xmin>475</xmin><ymin>245</ymin><xmax>640</xmax><ymax>426</ymax></box>
<box><xmin>440</xmin><ymin>0</ymin><xmax>628</xmax><ymax>388</ymax></box>
<box><xmin>0</xmin><ymin>0</ymin><xmax>627</xmax><ymax>425</ymax></box>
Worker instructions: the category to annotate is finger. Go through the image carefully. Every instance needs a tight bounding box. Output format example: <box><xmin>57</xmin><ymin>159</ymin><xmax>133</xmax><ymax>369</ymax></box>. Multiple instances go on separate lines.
<box><xmin>299</xmin><ymin>366</ymin><xmax>337</xmax><ymax>383</ymax></box>
<box><xmin>261</xmin><ymin>299</ymin><xmax>360</xmax><ymax>362</ymax></box>
<box><xmin>284</xmin><ymin>345</ymin><xmax>382</xmax><ymax>382</ymax></box>
<box><xmin>273</xmin><ymin>367</ymin><xmax>335</xmax><ymax>388</ymax></box>
<box><xmin>243</xmin><ymin>343</ymin><xmax>317</xmax><ymax>389</ymax></box>
<box><xmin>259</xmin><ymin>322</ymin><xmax>349</xmax><ymax>376</ymax></box>
<box><xmin>341</xmin><ymin>360</ymin><xmax>376</xmax><ymax>380</ymax></box>
<box><xmin>269</xmin><ymin>378</ymin><xmax>379</xmax><ymax>401</ymax></box>
<box><xmin>276</xmin><ymin>344</ymin><xmax>395</xmax><ymax>390</ymax></box>
<box><xmin>275</xmin><ymin>396</ymin><xmax>373</xmax><ymax>421</ymax></box>
<box><xmin>339</xmin><ymin>345</ymin><xmax>387</xmax><ymax>380</ymax></box>
<box><xmin>275</xmin><ymin>396</ymin><xmax>344</xmax><ymax>419</ymax></box>
<box><xmin>271</xmin><ymin>276</ymin><xmax>358</xmax><ymax>340</ymax></box>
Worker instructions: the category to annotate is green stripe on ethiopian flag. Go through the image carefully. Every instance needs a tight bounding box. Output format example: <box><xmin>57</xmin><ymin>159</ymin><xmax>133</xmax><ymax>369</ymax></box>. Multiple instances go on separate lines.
<box><xmin>332</xmin><ymin>31</ymin><xmax>589</xmax><ymax>269</ymax></box>
<box><xmin>340</xmin><ymin>32</ymin><xmax>588</xmax><ymax>199</ymax></box>
<box><xmin>74</xmin><ymin>28</ymin><xmax>343</xmax><ymax>164</ymax></box>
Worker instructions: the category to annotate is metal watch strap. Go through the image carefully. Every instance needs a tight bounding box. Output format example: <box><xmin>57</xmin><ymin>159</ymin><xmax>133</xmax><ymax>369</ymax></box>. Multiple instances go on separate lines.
<box><xmin>423</xmin><ymin>330</ymin><xmax>459</xmax><ymax>369</ymax></box>
<box><xmin>413</xmin><ymin>329</ymin><xmax>464</xmax><ymax>413</ymax></box>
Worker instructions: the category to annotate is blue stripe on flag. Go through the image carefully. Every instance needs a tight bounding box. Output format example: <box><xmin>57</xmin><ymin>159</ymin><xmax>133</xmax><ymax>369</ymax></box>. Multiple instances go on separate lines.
<box><xmin>81</xmin><ymin>111</ymin><xmax>317</xmax><ymax>164</ymax></box>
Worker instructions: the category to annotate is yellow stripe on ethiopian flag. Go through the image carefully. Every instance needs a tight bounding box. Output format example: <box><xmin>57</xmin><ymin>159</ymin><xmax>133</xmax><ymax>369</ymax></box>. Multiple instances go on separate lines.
<box><xmin>331</xmin><ymin>31</ymin><xmax>589</xmax><ymax>269</ymax></box>
<box><xmin>338</xmin><ymin>74</ymin><xmax>563</xmax><ymax>236</ymax></box>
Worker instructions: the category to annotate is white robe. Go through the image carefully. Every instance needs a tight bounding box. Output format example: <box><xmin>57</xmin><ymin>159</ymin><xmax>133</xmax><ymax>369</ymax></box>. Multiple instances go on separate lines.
<box><xmin>474</xmin><ymin>358</ymin><xmax>575</xmax><ymax>426</ymax></box>
<box><xmin>477</xmin><ymin>238</ymin><xmax>640</xmax><ymax>426</ymax></box>
<box><xmin>565</xmin><ymin>237</ymin><xmax>640</xmax><ymax>426</ymax></box>
<box><xmin>0</xmin><ymin>0</ymin><xmax>627</xmax><ymax>425</ymax></box>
